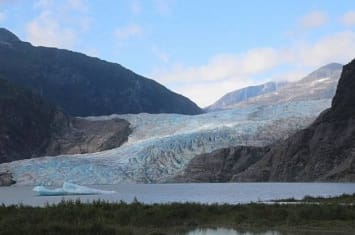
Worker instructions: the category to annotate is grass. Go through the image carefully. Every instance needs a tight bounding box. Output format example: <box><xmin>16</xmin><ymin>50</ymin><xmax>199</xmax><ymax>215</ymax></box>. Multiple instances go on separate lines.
<box><xmin>0</xmin><ymin>195</ymin><xmax>355</xmax><ymax>235</ymax></box>
<box><xmin>272</xmin><ymin>193</ymin><xmax>355</xmax><ymax>204</ymax></box>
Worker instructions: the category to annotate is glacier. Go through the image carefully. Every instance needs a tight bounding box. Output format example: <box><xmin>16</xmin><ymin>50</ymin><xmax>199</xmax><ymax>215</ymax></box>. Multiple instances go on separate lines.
<box><xmin>0</xmin><ymin>99</ymin><xmax>331</xmax><ymax>185</ymax></box>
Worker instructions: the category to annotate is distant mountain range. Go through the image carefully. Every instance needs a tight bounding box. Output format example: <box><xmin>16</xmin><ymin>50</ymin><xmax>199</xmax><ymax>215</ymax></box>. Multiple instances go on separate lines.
<box><xmin>0</xmin><ymin>28</ymin><xmax>202</xmax><ymax>116</ymax></box>
<box><xmin>206</xmin><ymin>81</ymin><xmax>286</xmax><ymax>111</ymax></box>
<box><xmin>207</xmin><ymin>63</ymin><xmax>343</xmax><ymax>111</ymax></box>
<box><xmin>178</xmin><ymin>60</ymin><xmax>355</xmax><ymax>182</ymax></box>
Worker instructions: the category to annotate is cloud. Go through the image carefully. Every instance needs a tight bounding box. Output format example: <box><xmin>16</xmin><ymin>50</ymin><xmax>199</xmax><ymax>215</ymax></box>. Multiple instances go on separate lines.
<box><xmin>299</xmin><ymin>11</ymin><xmax>327</xmax><ymax>29</ymax></box>
<box><xmin>65</xmin><ymin>0</ymin><xmax>89</xmax><ymax>12</ymax></box>
<box><xmin>154</xmin><ymin>48</ymin><xmax>282</xmax><ymax>84</ymax></box>
<box><xmin>152</xmin><ymin>46</ymin><xmax>169</xmax><ymax>63</ymax></box>
<box><xmin>291</xmin><ymin>31</ymin><xmax>355</xmax><ymax>67</ymax></box>
<box><xmin>27</xmin><ymin>11</ymin><xmax>77</xmax><ymax>48</ymax></box>
<box><xmin>174</xmin><ymin>80</ymin><xmax>254</xmax><ymax>109</ymax></box>
<box><xmin>153</xmin><ymin>31</ymin><xmax>355</xmax><ymax>107</ymax></box>
<box><xmin>341</xmin><ymin>11</ymin><xmax>355</xmax><ymax>26</ymax></box>
<box><xmin>0</xmin><ymin>0</ymin><xmax>19</xmax><ymax>5</ymax></box>
<box><xmin>115</xmin><ymin>24</ymin><xmax>142</xmax><ymax>41</ymax></box>
<box><xmin>0</xmin><ymin>11</ymin><xmax>5</xmax><ymax>22</ymax></box>
<box><xmin>130</xmin><ymin>0</ymin><xmax>142</xmax><ymax>15</ymax></box>
<box><xmin>26</xmin><ymin>0</ymin><xmax>91</xmax><ymax>49</ymax></box>
<box><xmin>153</xmin><ymin>0</ymin><xmax>173</xmax><ymax>15</ymax></box>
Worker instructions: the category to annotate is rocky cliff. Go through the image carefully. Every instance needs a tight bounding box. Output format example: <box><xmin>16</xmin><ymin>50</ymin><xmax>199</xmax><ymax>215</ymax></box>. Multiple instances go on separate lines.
<box><xmin>0</xmin><ymin>28</ymin><xmax>202</xmax><ymax>116</ymax></box>
<box><xmin>174</xmin><ymin>146</ymin><xmax>269</xmax><ymax>182</ymax></box>
<box><xmin>180</xmin><ymin>60</ymin><xmax>355</xmax><ymax>182</ymax></box>
<box><xmin>0</xmin><ymin>78</ymin><xmax>131</xmax><ymax>164</ymax></box>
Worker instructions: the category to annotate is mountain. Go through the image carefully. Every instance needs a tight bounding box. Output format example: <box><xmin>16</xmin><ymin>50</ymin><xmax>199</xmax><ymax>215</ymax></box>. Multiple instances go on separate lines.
<box><xmin>0</xmin><ymin>28</ymin><xmax>202</xmax><ymax>116</ymax></box>
<box><xmin>206</xmin><ymin>81</ymin><xmax>285</xmax><ymax>111</ymax></box>
<box><xmin>179</xmin><ymin>60</ymin><xmax>355</xmax><ymax>182</ymax></box>
<box><xmin>0</xmin><ymin>78</ymin><xmax>131</xmax><ymax>164</ymax></box>
<box><xmin>0</xmin><ymin>48</ymin><xmax>345</xmax><ymax>184</ymax></box>
<box><xmin>207</xmin><ymin>63</ymin><xmax>342</xmax><ymax>111</ymax></box>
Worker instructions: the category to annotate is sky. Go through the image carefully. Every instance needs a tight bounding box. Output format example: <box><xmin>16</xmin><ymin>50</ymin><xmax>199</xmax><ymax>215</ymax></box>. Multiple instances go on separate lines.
<box><xmin>1</xmin><ymin>0</ymin><xmax>355</xmax><ymax>107</ymax></box>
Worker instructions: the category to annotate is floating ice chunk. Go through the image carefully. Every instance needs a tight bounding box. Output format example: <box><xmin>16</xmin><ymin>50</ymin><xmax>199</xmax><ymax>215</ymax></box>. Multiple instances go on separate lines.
<box><xmin>62</xmin><ymin>182</ymin><xmax>116</xmax><ymax>195</ymax></box>
<box><xmin>33</xmin><ymin>186</ymin><xmax>66</xmax><ymax>196</ymax></box>
<box><xmin>33</xmin><ymin>182</ymin><xmax>116</xmax><ymax>196</ymax></box>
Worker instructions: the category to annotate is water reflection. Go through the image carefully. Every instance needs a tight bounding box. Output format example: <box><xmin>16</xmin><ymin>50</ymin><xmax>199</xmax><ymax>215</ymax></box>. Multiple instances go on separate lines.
<box><xmin>186</xmin><ymin>228</ymin><xmax>352</xmax><ymax>235</ymax></box>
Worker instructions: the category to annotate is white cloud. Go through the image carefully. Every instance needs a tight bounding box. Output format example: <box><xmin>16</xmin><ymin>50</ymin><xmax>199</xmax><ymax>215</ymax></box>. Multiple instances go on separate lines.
<box><xmin>0</xmin><ymin>11</ymin><xmax>5</xmax><ymax>22</ymax></box>
<box><xmin>341</xmin><ymin>11</ymin><xmax>355</xmax><ymax>26</ymax></box>
<box><xmin>26</xmin><ymin>0</ymin><xmax>91</xmax><ymax>49</ymax></box>
<box><xmin>299</xmin><ymin>11</ymin><xmax>327</xmax><ymax>29</ymax></box>
<box><xmin>174</xmin><ymin>80</ymin><xmax>254</xmax><ymax>108</ymax></box>
<box><xmin>154</xmin><ymin>48</ymin><xmax>282</xmax><ymax>84</ymax></box>
<box><xmin>27</xmin><ymin>11</ymin><xmax>76</xmax><ymax>48</ymax></box>
<box><xmin>153</xmin><ymin>31</ymin><xmax>355</xmax><ymax>107</ymax></box>
<box><xmin>291</xmin><ymin>31</ymin><xmax>355</xmax><ymax>67</ymax></box>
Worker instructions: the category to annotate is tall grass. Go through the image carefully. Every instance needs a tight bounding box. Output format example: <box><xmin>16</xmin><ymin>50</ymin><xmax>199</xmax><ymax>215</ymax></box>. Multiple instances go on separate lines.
<box><xmin>0</xmin><ymin>195</ymin><xmax>355</xmax><ymax>235</ymax></box>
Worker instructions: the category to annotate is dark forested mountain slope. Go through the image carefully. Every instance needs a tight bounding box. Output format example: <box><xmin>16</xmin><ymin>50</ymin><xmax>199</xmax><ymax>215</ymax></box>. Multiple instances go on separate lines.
<box><xmin>0</xmin><ymin>78</ymin><xmax>131</xmax><ymax>164</ymax></box>
<box><xmin>0</xmin><ymin>28</ymin><xmax>202</xmax><ymax>116</ymax></box>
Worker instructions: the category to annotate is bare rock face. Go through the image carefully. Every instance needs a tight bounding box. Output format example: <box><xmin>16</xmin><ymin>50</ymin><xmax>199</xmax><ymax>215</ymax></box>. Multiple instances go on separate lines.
<box><xmin>0</xmin><ymin>78</ymin><xmax>131</xmax><ymax>163</ymax></box>
<box><xmin>0</xmin><ymin>172</ymin><xmax>15</xmax><ymax>186</ymax></box>
<box><xmin>174</xmin><ymin>146</ymin><xmax>269</xmax><ymax>182</ymax></box>
<box><xmin>46</xmin><ymin>116</ymin><xmax>131</xmax><ymax>155</ymax></box>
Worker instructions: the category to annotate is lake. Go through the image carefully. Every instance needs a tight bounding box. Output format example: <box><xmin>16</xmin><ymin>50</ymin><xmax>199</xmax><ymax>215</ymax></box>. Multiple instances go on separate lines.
<box><xmin>1</xmin><ymin>183</ymin><xmax>355</xmax><ymax>206</ymax></box>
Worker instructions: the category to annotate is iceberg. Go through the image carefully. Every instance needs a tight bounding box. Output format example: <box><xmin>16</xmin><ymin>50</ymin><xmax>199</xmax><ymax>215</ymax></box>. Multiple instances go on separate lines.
<box><xmin>33</xmin><ymin>182</ymin><xmax>116</xmax><ymax>196</ymax></box>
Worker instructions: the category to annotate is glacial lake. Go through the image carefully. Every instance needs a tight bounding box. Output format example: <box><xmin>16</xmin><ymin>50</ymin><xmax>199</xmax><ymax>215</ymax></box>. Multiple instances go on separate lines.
<box><xmin>1</xmin><ymin>183</ymin><xmax>355</xmax><ymax>206</ymax></box>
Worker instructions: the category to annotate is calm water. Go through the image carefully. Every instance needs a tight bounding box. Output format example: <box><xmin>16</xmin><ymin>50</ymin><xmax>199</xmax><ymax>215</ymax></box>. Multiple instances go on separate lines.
<box><xmin>185</xmin><ymin>228</ymin><xmax>353</xmax><ymax>235</ymax></box>
<box><xmin>1</xmin><ymin>183</ymin><xmax>355</xmax><ymax>206</ymax></box>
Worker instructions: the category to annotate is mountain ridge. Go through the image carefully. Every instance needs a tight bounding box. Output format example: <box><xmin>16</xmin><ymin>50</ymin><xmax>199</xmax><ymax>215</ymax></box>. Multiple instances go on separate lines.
<box><xmin>0</xmin><ymin>28</ymin><xmax>202</xmax><ymax>116</ymax></box>
<box><xmin>207</xmin><ymin>63</ymin><xmax>342</xmax><ymax>111</ymax></box>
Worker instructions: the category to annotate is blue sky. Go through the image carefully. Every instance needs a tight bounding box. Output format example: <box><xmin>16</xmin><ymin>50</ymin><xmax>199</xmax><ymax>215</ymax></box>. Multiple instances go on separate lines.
<box><xmin>1</xmin><ymin>0</ymin><xmax>355</xmax><ymax>106</ymax></box>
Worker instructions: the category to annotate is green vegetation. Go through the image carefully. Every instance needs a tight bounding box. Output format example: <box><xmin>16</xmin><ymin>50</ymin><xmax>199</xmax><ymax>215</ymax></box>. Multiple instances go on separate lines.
<box><xmin>272</xmin><ymin>193</ymin><xmax>355</xmax><ymax>204</ymax></box>
<box><xmin>0</xmin><ymin>194</ymin><xmax>355</xmax><ymax>235</ymax></box>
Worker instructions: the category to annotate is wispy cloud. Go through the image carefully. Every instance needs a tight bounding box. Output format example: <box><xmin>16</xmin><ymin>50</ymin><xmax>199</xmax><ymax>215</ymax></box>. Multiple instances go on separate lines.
<box><xmin>27</xmin><ymin>11</ymin><xmax>76</xmax><ymax>48</ymax></box>
<box><xmin>153</xmin><ymin>31</ymin><xmax>355</xmax><ymax>107</ymax></box>
<box><xmin>341</xmin><ymin>11</ymin><xmax>355</xmax><ymax>26</ymax></box>
<box><xmin>115</xmin><ymin>24</ymin><xmax>142</xmax><ymax>41</ymax></box>
<box><xmin>26</xmin><ymin>0</ymin><xmax>91</xmax><ymax>49</ymax></box>
<box><xmin>299</xmin><ymin>11</ymin><xmax>327</xmax><ymax>30</ymax></box>
<box><xmin>153</xmin><ymin>0</ymin><xmax>173</xmax><ymax>15</ymax></box>
<box><xmin>152</xmin><ymin>46</ymin><xmax>169</xmax><ymax>63</ymax></box>
<box><xmin>0</xmin><ymin>11</ymin><xmax>6</xmax><ymax>22</ymax></box>
<box><xmin>130</xmin><ymin>0</ymin><xmax>142</xmax><ymax>15</ymax></box>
